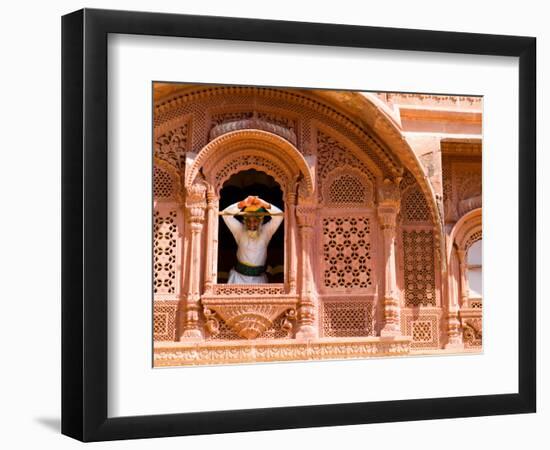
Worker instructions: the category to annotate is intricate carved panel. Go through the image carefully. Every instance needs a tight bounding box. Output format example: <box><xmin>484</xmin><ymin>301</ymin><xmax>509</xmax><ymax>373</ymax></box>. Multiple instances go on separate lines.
<box><xmin>206</xmin><ymin>313</ymin><xmax>292</xmax><ymax>341</ymax></box>
<box><xmin>442</xmin><ymin>156</ymin><xmax>482</xmax><ymax>222</ymax></box>
<box><xmin>402</xmin><ymin>187</ymin><xmax>431</xmax><ymax>223</ymax></box>
<box><xmin>402</xmin><ymin>230</ymin><xmax>436</xmax><ymax>306</ymax></box>
<box><xmin>154</xmin><ymin>337</ymin><xmax>412</xmax><ymax>366</ymax></box>
<box><xmin>210</xmin><ymin>118</ymin><xmax>297</xmax><ymax>145</ymax></box>
<box><xmin>323</xmin><ymin>168</ymin><xmax>373</xmax><ymax>207</ymax></box>
<box><xmin>401</xmin><ymin>310</ymin><xmax>440</xmax><ymax>349</ymax></box>
<box><xmin>317</xmin><ymin>131</ymin><xmax>376</xmax><ymax>202</ymax></box>
<box><xmin>456</xmin><ymin>168</ymin><xmax>482</xmax><ymax>201</ymax></box>
<box><xmin>212</xmin><ymin>284</ymin><xmax>285</xmax><ymax>296</ymax></box>
<box><xmin>153</xmin><ymin>210</ymin><xmax>178</xmax><ymax>295</ymax></box>
<box><xmin>201</xmin><ymin>292</ymin><xmax>298</xmax><ymax>340</ymax></box>
<box><xmin>207</xmin><ymin>304</ymin><xmax>295</xmax><ymax>340</ymax></box>
<box><xmin>210</xmin><ymin>111</ymin><xmax>253</xmax><ymax>126</ymax></box>
<box><xmin>154</xmin><ymin>125</ymin><xmax>188</xmax><ymax>170</ymax></box>
<box><xmin>462</xmin><ymin>318</ymin><xmax>482</xmax><ymax>347</ymax></box>
<box><xmin>153</xmin><ymin>166</ymin><xmax>176</xmax><ymax>200</ymax></box>
<box><xmin>322</xmin><ymin>300</ymin><xmax>374</xmax><ymax>337</ymax></box>
<box><xmin>153</xmin><ymin>301</ymin><xmax>178</xmax><ymax>341</ymax></box>
<box><xmin>322</xmin><ymin>217</ymin><xmax>373</xmax><ymax>290</ymax></box>
<box><xmin>214</xmin><ymin>154</ymin><xmax>289</xmax><ymax>192</ymax></box>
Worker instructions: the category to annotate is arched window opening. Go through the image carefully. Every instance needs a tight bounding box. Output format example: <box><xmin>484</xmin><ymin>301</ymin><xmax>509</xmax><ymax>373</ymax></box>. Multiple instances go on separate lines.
<box><xmin>466</xmin><ymin>239</ymin><xmax>482</xmax><ymax>300</ymax></box>
<box><xmin>217</xmin><ymin>169</ymin><xmax>284</xmax><ymax>284</ymax></box>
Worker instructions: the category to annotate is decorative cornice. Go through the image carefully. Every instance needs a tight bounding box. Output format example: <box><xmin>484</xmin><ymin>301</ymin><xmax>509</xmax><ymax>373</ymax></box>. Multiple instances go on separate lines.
<box><xmin>441</xmin><ymin>139</ymin><xmax>482</xmax><ymax>156</ymax></box>
<box><xmin>153</xmin><ymin>337</ymin><xmax>411</xmax><ymax>366</ymax></box>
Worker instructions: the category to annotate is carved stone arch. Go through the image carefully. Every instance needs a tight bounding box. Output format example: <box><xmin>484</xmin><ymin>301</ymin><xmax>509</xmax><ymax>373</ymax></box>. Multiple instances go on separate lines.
<box><xmin>311</xmin><ymin>90</ymin><xmax>442</xmax><ymax>229</ymax></box>
<box><xmin>322</xmin><ymin>166</ymin><xmax>374</xmax><ymax>208</ymax></box>
<box><xmin>155</xmin><ymin>86</ymin><xmax>441</xmax><ymax>229</ymax></box>
<box><xmin>185</xmin><ymin>129</ymin><xmax>314</xmax><ymax>197</ymax></box>
<box><xmin>448</xmin><ymin>208</ymin><xmax>482</xmax><ymax>262</ymax></box>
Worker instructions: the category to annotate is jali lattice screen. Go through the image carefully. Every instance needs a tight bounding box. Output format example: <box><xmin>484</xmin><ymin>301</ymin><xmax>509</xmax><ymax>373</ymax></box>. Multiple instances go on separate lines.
<box><xmin>153</xmin><ymin>209</ymin><xmax>178</xmax><ymax>295</ymax></box>
<box><xmin>402</xmin><ymin>230</ymin><xmax>436</xmax><ymax>306</ymax></box>
<box><xmin>322</xmin><ymin>217</ymin><xmax>372</xmax><ymax>289</ymax></box>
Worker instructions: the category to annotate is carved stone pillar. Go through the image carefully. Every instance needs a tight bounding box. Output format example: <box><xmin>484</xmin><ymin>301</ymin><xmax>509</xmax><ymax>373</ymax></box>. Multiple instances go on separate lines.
<box><xmin>181</xmin><ymin>182</ymin><xmax>206</xmax><ymax>340</ymax></box>
<box><xmin>286</xmin><ymin>187</ymin><xmax>298</xmax><ymax>294</ymax></box>
<box><xmin>445</xmin><ymin>250</ymin><xmax>464</xmax><ymax>349</ymax></box>
<box><xmin>378</xmin><ymin>179</ymin><xmax>402</xmax><ymax>337</ymax></box>
<box><xmin>457</xmin><ymin>248</ymin><xmax>468</xmax><ymax>307</ymax></box>
<box><xmin>295</xmin><ymin>203</ymin><xmax>318</xmax><ymax>339</ymax></box>
<box><xmin>203</xmin><ymin>186</ymin><xmax>219</xmax><ymax>295</ymax></box>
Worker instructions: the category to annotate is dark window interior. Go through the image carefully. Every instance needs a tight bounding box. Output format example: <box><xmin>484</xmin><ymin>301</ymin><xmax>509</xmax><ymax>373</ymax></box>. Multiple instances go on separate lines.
<box><xmin>217</xmin><ymin>169</ymin><xmax>284</xmax><ymax>284</ymax></box>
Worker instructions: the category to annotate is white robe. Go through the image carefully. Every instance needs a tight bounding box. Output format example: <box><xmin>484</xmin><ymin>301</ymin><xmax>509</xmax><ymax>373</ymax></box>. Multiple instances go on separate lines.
<box><xmin>222</xmin><ymin>202</ymin><xmax>283</xmax><ymax>284</ymax></box>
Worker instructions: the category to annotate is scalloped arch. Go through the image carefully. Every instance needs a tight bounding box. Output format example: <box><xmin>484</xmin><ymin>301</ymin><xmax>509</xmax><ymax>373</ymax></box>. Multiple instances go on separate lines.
<box><xmin>185</xmin><ymin>129</ymin><xmax>314</xmax><ymax>196</ymax></box>
<box><xmin>448</xmin><ymin>208</ymin><xmax>482</xmax><ymax>261</ymax></box>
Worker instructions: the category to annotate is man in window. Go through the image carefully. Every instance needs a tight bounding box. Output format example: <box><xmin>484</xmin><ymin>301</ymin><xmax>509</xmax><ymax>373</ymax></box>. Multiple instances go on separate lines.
<box><xmin>221</xmin><ymin>196</ymin><xmax>283</xmax><ymax>284</ymax></box>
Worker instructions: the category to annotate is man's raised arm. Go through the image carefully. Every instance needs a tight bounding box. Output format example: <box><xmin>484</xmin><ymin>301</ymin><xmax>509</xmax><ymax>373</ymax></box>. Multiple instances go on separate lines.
<box><xmin>261</xmin><ymin>201</ymin><xmax>284</xmax><ymax>239</ymax></box>
<box><xmin>221</xmin><ymin>202</ymin><xmax>243</xmax><ymax>239</ymax></box>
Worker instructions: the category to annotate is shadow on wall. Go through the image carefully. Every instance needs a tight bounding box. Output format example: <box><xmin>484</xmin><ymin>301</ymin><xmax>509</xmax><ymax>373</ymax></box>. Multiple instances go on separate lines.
<box><xmin>34</xmin><ymin>417</ymin><xmax>60</xmax><ymax>433</ymax></box>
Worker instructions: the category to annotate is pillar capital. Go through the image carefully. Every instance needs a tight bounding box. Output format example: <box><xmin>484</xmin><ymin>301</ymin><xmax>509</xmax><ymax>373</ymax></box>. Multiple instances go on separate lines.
<box><xmin>377</xmin><ymin>178</ymin><xmax>401</xmax><ymax>208</ymax></box>
<box><xmin>296</xmin><ymin>205</ymin><xmax>316</xmax><ymax>228</ymax></box>
<box><xmin>377</xmin><ymin>207</ymin><xmax>398</xmax><ymax>231</ymax></box>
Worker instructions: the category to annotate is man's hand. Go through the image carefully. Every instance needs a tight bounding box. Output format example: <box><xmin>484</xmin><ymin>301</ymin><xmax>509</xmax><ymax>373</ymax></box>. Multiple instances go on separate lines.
<box><xmin>238</xmin><ymin>196</ymin><xmax>271</xmax><ymax>210</ymax></box>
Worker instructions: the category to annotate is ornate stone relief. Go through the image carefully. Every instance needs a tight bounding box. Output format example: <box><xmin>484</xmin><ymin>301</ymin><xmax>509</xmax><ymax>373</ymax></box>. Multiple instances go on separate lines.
<box><xmin>154</xmin><ymin>337</ymin><xmax>412</xmax><ymax>366</ymax></box>
<box><xmin>317</xmin><ymin>131</ymin><xmax>376</xmax><ymax>203</ymax></box>
<box><xmin>154</xmin><ymin>125</ymin><xmax>189</xmax><ymax>171</ymax></box>
<box><xmin>201</xmin><ymin>295</ymin><xmax>297</xmax><ymax>340</ymax></box>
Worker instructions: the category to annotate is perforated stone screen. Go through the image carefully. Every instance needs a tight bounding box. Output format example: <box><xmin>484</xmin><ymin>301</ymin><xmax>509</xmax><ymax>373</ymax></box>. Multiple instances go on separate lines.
<box><xmin>402</xmin><ymin>230</ymin><xmax>436</xmax><ymax>306</ymax></box>
<box><xmin>327</xmin><ymin>174</ymin><xmax>367</xmax><ymax>205</ymax></box>
<box><xmin>153</xmin><ymin>209</ymin><xmax>178</xmax><ymax>295</ymax></box>
<box><xmin>153</xmin><ymin>302</ymin><xmax>178</xmax><ymax>341</ymax></box>
<box><xmin>322</xmin><ymin>217</ymin><xmax>372</xmax><ymax>289</ymax></box>
<box><xmin>322</xmin><ymin>301</ymin><xmax>374</xmax><ymax>337</ymax></box>
<box><xmin>402</xmin><ymin>188</ymin><xmax>430</xmax><ymax>222</ymax></box>
<box><xmin>153</xmin><ymin>166</ymin><xmax>175</xmax><ymax>199</ymax></box>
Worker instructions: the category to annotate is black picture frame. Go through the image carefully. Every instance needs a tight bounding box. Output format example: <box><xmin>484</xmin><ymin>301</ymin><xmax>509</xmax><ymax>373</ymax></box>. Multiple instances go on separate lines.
<box><xmin>61</xmin><ymin>8</ymin><xmax>536</xmax><ymax>442</ymax></box>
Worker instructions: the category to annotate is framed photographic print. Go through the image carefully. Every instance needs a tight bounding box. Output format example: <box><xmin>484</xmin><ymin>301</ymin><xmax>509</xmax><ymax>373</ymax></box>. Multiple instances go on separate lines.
<box><xmin>62</xmin><ymin>8</ymin><xmax>536</xmax><ymax>442</ymax></box>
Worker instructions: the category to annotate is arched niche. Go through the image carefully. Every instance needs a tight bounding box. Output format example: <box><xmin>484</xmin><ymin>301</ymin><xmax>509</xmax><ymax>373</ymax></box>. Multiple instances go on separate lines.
<box><xmin>185</xmin><ymin>129</ymin><xmax>314</xmax><ymax>198</ymax></box>
<box><xmin>448</xmin><ymin>208</ymin><xmax>482</xmax><ymax>262</ymax></box>
<box><xmin>185</xmin><ymin>129</ymin><xmax>314</xmax><ymax>300</ymax></box>
<box><xmin>447</xmin><ymin>207</ymin><xmax>482</xmax><ymax>312</ymax></box>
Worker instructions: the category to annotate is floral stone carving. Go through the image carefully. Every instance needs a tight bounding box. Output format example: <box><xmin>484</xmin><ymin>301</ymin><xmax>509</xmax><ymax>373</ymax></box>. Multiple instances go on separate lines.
<box><xmin>202</xmin><ymin>287</ymin><xmax>298</xmax><ymax>339</ymax></box>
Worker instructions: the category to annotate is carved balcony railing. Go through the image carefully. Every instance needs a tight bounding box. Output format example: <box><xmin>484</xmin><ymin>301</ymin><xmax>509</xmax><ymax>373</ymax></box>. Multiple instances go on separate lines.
<box><xmin>201</xmin><ymin>284</ymin><xmax>298</xmax><ymax>339</ymax></box>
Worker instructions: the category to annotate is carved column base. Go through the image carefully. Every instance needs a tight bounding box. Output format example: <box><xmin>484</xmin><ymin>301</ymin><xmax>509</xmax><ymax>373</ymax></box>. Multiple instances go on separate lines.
<box><xmin>445</xmin><ymin>311</ymin><xmax>464</xmax><ymax>349</ymax></box>
<box><xmin>295</xmin><ymin>325</ymin><xmax>318</xmax><ymax>340</ymax></box>
<box><xmin>380</xmin><ymin>295</ymin><xmax>401</xmax><ymax>337</ymax></box>
<box><xmin>180</xmin><ymin>329</ymin><xmax>204</xmax><ymax>341</ymax></box>
<box><xmin>295</xmin><ymin>300</ymin><xmax>318</xmax><ymax>340</ymax></box>
<box><xmin>179</xmin><ymin>303</ymin><xmax>204</xmax><ymax>341</ymax></box>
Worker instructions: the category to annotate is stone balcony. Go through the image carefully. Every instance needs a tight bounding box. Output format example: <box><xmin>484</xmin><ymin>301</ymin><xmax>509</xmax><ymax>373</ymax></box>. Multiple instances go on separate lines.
<box><xmin>201</xmin><ymin>284</ymin><xmax>298</xmax><ymax>339</ymax></box>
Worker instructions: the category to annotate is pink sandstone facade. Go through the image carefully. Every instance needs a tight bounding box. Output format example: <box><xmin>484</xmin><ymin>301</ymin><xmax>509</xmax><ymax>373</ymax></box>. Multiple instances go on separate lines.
<box><xmin>152</xmin><ymin>84</ymin><xmax>482</xmax><ymax>367</ymax></box>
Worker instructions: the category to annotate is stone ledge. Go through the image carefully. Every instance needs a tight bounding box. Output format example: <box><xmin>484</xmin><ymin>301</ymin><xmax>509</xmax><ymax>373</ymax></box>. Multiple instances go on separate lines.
<box><xmin>153</xmin><ymin>336</ymin><xmax>412</xmax><ymax>367</ymax></box>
